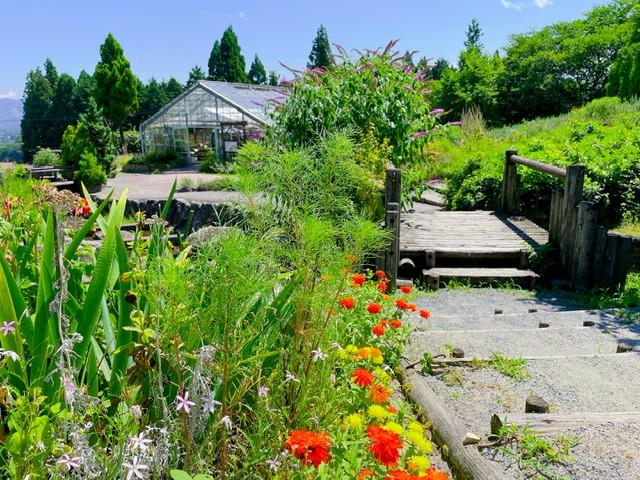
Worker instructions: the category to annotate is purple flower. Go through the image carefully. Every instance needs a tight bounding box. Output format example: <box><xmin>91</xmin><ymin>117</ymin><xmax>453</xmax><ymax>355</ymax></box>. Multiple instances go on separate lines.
<box><xmin>364</xmin><ymin>61</ymin><xmax>374</xmax><ymax>68</ymax></box>
<box><xmin>430</xmin><ymin>108</ymin><xmax>444</xmax><ymax>115</ymax></box>
<box><xmin>175</xmin><ymin>391</ymin><xmax>196</xmax><ymax>414</ymax></box>
<box><xmin>258</xmin><ymin>386</ymin><xmax>270</xmax><ymax>397</ymax></box>
<box><xmin>422</xmin><ymin>89</ymin><xmax>432</xmax><ymax>95</ymax></box>
<box><xmin>267</xmin><ymin>185</ymin><xmax>276</xmax><ymax>190</ymax></box>
<box><xmin>403</xmin><ymin>85</ymin><xmax>414</xmax><ymax>92</ymax></box>
<box><xmin>404</xmin><ymin>65</ymin><xmax>414</xmax><ymax>74</ymax></box>
<box><xmin>251</xmin><ymin>161</ymin><xmax>263</xmax><ymax>167</ymax></box>
<box><xmin>280</xmin><ymin>78</ymin><xmax>293</xmax><ymax>85</ymax></box>
<box><xmin>448</xmin><ymin>121</ymin><xmax>463</xmax><ymax>126</ymax></box>
<box><xmin>414</xmin><ymin>131</ymin><xmax>427</xmax><ymax>138</ymax></box>
<box><xmin>129</xmin><ymin>432</ymin><xmax>152</xmax><ymax>452</ymax></box>
<box><xmin>251</xmin><ymin>100</ymin><xmax>264</xmax><ymax>107</ymax></box>
<box><xmin>0</xmin><ymin>321</ymin><xmax>15</xmax><ymax>336</ymax></box>
<box><xmin>266</xmin><ymin>456</ymin><xmax>281</xmax><ymax>471</ymax></box>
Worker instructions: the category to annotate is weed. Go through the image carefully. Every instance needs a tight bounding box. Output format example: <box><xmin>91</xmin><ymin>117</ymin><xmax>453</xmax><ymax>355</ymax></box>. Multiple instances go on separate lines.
<box><xmin>489</xmin><ymin>352</ymin><xmax>530</xmax><ymax>380</ymax></box>
<box><xmin>442</xmin><ymin>368</ymin><xmax>465</xmax><ymax>387</ymax></box>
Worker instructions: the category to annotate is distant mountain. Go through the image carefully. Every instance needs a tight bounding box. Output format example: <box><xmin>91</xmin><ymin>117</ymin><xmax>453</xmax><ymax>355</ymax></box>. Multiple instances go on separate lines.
<box><xmin>0</xmin><ymin>98</ymin><xmax>23</xmax><ymax>139</ymax></box>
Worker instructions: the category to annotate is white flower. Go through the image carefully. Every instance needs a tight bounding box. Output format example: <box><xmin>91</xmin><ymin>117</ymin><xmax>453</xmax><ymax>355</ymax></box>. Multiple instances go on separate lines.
<box><xmin>122</xmin><ymin>456</ymin><xmax>148</xmax><ymax>480</ymax></box>
<box><xmin>284</xmin><ymin>371</ymin><xmax>300</xmax><ymax>383</ymax></box>
<box><xmin>221</xmin><ymin>415</ymin><xmax>233</xmax><ymax>430</ymax></box>
<box><xmin>331</xmin><ymin>341</ymin><xmax>343</xmax><ymax>350</ymax></box>
<box><xmin>129</xmin><ymin>432</ymin><xmax>152</xmax><ymax>452</ymax></box>
<box><xmin>175</xmin><ymin>391</ymin><xmax>196</xmax><ymax>414</ymax></box>
<box><xmin>311</xmin><ymin>348</ymin><xmax>326</xmax><ymax>362</ymax></box>
<box><xmin>203</xmin><ymin>393</ymin><xmax>222</xmax><ymax>413</ymax></box>
<box><xmin>266</xmin><ymin>456</ymin><xmax>280</xmax><ymax>471</ymax></box>
<box><xmin>130</xmin><ymin>405</ymin><xmax>142</xmax><ymax>421</ymax></box>
<box><xmin>0</xmin><ymin>348</ymin><xmax>19</xmax><ymax>361</ymax></box>
<box><xmin>56</xmin><ymin>453</ymin><xmax>81</xmax><ymax>471</ymax></box>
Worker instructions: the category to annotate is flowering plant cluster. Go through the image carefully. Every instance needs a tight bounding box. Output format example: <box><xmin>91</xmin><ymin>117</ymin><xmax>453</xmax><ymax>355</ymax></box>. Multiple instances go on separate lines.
<box><xmin>280</xmin><ymin>269</ymin><xmax>447</xmax><ymax>479</ymax></box>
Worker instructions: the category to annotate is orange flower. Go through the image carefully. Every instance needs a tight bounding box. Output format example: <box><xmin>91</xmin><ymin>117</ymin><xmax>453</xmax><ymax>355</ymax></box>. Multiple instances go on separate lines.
<box><xmin>419</xmin><ymin>309</ymin><xmax>431</xmax><ymax>319</ymax></box>
<box><xmin>390</xmin><ymin>319</ymin><xmax>402</xmax><ymax>328</ymax></box>
<box><xmin>367</xmin><ymin>302</ymin><xmax>382</xmax><ymax>314</ymax></box>
<box><xmin>380</xmin><ymin>319</ymin><xmax>389</xmax><ymax>327</ymax></box>
<box><xmin>71</xmin><ymin>197</ymin><xmax>91</xmax><ymax>217</ymax></box>
<box><xmin>401</xmin><ymin>285</ymin><xmax>412</xmax><ymax>294</ymax></box>
<box><xmin>345</xmin><ymin>253</ymin><xmax>358</xmax><ymax>263</ymax></box>
<box><xmin>375</xmin><ymin>270</ymin><xmax>387</xmax><ymax>278</ymax></box>
<box><xmin>359</xmin><ymin>468</ymin><xmax>376</xmax><ymax>479</ymax></box>
<box><xmin>367</xmin><ymin>425</ymin><xmax>403</xmax><ymax>466</ymax></box>
<box><xmin>385</xmin><ymin>470</ymin><xmax>423</xmax><ymax>480</ymax></box>
<box><xmin>424</xmin><ymin>467</ymin><xmax>449</xmax><ymax>480</ymax></box>
<box><xmin>387</xmin><ymin>404</ymin><xmax>398</xmax><ymax>414</ymax></box>
<box><xmin>340</xmin><ymin>297</ymin><xmax>356</xmax><ymax>309</ymax></box>
<box><xmin>381</xmin><ymin>294</ymin><xmax>390</xmax><ymax>301</ymax></box>
<box><xmin>352</xmin><ymin>368</ymin><xmax>374</xmax><ymax>388</ymax></box>
<box><xmin>358</xmin><ymin>347</ymin><xmax>383</xmax><ymax>359</ymax></box>
<box><xmin>395</xmin><ymin>298</ymin><xmax>410</xmax><ymax>310</ymax></box>
<box><xmin>352</xmin><ymin>273</ymin><xmax>366</xmax><ymax>286</ymax></box>
<box><xmin>372</xmin><ymin>324</ymin><xmax>386</xmax><ymax>336</ymax></box>
<box><xmin>370</xmin><ymin>384</ymin><xmax>391</xmax><ymax>404</ymax></box>
<box><xmin>284</xmin><ymin>429</ymin><xmax>331</xmax><ymax>467</ymax></box>
<box><xmin>377</xmin><ymin>281</ymin><xmax>388</xmax><ymax>293</ymax></box>
<box><xmin>408</xmin><ymin>303</ymin><xmax>417</xmax><ymax>312</ymax></box>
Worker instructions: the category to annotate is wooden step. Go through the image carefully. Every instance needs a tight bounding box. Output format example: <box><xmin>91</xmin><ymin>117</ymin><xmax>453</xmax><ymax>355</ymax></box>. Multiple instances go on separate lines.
<box><xmin>422</xmin><ymin>267</ymin><xmax>539</xmax><ymax>289</ymax></box>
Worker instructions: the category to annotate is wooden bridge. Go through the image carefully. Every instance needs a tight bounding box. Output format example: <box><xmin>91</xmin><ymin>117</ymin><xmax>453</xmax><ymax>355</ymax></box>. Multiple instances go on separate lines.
<box><xmin>380</xmin><ymin>151</ymin><xmax>634</xmax><ymax>290</ymax></box>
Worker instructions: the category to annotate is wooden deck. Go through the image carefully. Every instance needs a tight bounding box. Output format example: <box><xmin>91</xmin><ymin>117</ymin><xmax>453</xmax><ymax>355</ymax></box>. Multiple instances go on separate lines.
<box><xmin>400</xmin><ymin>210</ymin><xmax>548</xmax><ymax>256</ymax></box>
<box><xmin>398</xmin><ymin>210</ymin><xmax>549</xmax><ymax>287</ymax></box>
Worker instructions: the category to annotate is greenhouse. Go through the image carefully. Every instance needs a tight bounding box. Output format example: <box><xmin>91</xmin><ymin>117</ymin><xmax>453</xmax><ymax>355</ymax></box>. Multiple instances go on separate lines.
<box><xmin>140</xmin><ymin>80</ymin><xmax>288</xmax><ymax>163</ymax></box>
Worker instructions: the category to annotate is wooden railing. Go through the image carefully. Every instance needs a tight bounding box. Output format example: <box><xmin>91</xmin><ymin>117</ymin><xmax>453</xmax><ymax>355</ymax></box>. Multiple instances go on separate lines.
<box><xmin>502</xmin><ymin>150</ymin><xmax>632</xmax><ymax>291</ymax></box>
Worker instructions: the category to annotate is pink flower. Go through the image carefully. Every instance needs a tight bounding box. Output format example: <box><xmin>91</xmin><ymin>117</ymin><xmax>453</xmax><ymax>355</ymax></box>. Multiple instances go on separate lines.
<box><xmin>258</xmin><ymin>386</ymin><xmax>270</xmax><ymax>397</ymax></box>
<box><xmin>0</xmin><ymin>321</ymin><xmax>15</xmax><ymax>336</ymax></box>
<box><xmin>414</xmin><ymin>131</ymin><xmax>426</xmax><ymax>138</ymax></box>
<box><xmin>430</xmin><ymin>108</ymin><xmax>444</xmax><ymax>115</ymax></box>
<box><xmin>176</xmin><ymin>391</ymin><xmax>196</xmax><ymax>414</ymax></box>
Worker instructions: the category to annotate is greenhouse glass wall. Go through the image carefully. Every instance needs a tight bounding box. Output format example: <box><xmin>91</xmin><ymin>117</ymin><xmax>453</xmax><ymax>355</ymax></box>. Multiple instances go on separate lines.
<box><xmin>140</xmin><ymin>80</ymin><xmax>288</xmax><ymax>164</ymax></box>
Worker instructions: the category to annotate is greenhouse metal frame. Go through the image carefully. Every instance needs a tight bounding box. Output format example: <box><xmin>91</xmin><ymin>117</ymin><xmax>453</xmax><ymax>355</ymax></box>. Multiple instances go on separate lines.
<box><xmin>140</xmin><ymin>80</ymin><xmax>288</xmax><ymax>164</ymax></box>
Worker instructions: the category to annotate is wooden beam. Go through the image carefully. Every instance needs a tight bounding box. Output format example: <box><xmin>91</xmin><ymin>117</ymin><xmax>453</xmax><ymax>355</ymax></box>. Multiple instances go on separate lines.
<box><xmin>495</xmin><ymin>411</ymin><xmax>640</xmax><ymax>435</ymax></box>
<box><xmin>509</xmin><ymin>154</ymin><xmax>567</xmax><ymax>179</ymax></box>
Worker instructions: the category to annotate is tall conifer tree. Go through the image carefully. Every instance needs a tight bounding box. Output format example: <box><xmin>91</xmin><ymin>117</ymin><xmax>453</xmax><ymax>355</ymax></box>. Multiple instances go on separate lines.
<box><xmin>307</xmin><ymin>24</ymin><xmax>332</xmax><ymax>69</ymax></box>
<box><xmin>207</xmin><ymin>26</ymin><xmax>248</xmax><ymax>82</ymax></box>
<box><xmin>248</xmin><ymin>55</ymin><xmax>267</xmax><ymax>84</ymax></box>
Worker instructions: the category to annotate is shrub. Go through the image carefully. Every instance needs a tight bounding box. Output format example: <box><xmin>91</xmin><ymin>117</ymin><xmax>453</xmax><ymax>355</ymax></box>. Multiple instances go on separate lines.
<box><xmin>142</xmin><ymin>148</ymin><xmax>178</xmax><ymax>168</ymax></box>
<box><xmin>74</xmin><ymin>151</ymin><xmax>107</xmax><ymax>187</ymax></box>
<box><xmin>200</xmin><ymin>151</ymin><xmax>234</xmax><ymax>173</ymax></box>
<box><xmin>32</xmin><ymin>147</ymin><xmax>62</xmax><ymax>167</ymax></box>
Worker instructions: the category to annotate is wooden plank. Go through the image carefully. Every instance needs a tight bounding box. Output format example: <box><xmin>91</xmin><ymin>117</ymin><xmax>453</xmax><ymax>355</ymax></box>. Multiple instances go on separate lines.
<box><xmin>422</xmin><ymin>267</ymin><xmax>538</xmax><ymax>279</ymax></box>
<box><xmin>496</xmin><ymin>412</ymin><xmax>640</xmax><ymax>435</ymax></box>
<box><xmin>591</xmin><ymin>226</ymin><xmax>608</xmax><ymax>287</ymax></box>
<box><xmin>509</xmin><ymin>154</ymin><xmax>567</xmax><ymax>179</ymax></box>
<box><xmin>571</xmin><ymin>201</ymin><xmax>597</xmax><ymax>290</ymax></box>
<box><xmin>400</xmin><ymin>361</ymin><xmax>511</xmax><ymax>480</ymax></box>
<box><xmin>429</xmin><ymin>352</ymin><xmax>638</xmax><ymax>366</ymax></box>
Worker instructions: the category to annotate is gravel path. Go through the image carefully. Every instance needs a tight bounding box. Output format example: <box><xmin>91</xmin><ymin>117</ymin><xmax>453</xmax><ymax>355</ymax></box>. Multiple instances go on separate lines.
<box><xmin>406</xmin><ymin>288</ymin><xmax>640</xmax><ymax>479</ymax></box>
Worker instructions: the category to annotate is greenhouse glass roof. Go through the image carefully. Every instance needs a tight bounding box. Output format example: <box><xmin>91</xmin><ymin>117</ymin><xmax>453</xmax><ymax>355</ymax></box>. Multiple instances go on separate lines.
<box><xmin>140</xmin><ymin>80</ymin><xmax>289</xmax><ymax>130</ymax></box>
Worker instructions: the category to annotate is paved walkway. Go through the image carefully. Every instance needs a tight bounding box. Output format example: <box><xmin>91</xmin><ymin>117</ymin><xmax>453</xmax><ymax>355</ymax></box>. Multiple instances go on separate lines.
<box><xmin>94</xmin><ymin>166</ymin><xmax>244</xmax><ymax>203</ymax></box>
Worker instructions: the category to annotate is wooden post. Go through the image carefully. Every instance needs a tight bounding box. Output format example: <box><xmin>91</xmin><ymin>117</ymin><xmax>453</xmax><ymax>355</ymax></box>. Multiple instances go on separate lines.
<box><xmin>501</xmin><ymin>150</ymin><xmax>519</xmax><ymax>214</ymax></box>
<box><xmin>559</xmin><ymin>166</ymin><xmax>584</xmax><ymax>270</ymax></box>
<box><xmin>602</xmin><ymin>233</ymin><xmax>619</xmax><ymax>286</ymax></box>
<box><xmin>548</xmin><ymin>189</ymin><xmax>563</xmax><ymax>245</ymax></box>
<box><xmin>590</xmin><ymin>226</ymin><xmax>608</xmax><ymax>287</ymax></box>
<box><xmin>385</xmin><ymin>202</ymin><xmax>400</xmax><ymax>291</ymax></box>
<box><xmin>571</xmin><ymin>201</ymin><xmax>597</xmax><ymax>290</ymax></box>
<box><xmin>613</xmin><ymin>235</ymin><xmax>632</xmax><ymax>288</ymax></box>
<box><xmin>385</xmin><ymin>166</ymin><xmax>402</xmax><ymax>209</ymax></box>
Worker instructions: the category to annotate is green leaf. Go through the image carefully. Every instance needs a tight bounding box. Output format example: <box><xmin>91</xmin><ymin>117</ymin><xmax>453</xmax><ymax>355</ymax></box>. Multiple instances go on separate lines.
<box><xmin>0</xmin><ymin>254</ymin><xmax>32</xmax><ymax>351</ymax></box>
<box><xmin>64</xmin><ymin>191</ymin><xmax>113</xmax><ymax>260</ymax></box>
<box><xmin>169</xmin><ymin>470</ymin><xmax>194</xmax><ymax>480</ymax></box>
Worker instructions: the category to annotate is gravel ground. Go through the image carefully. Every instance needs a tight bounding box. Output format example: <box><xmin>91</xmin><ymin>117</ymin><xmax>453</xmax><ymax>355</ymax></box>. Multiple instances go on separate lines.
<box><xmin>407</xmin><ymin>288</ymin><xmax>640</xmax><ymax>479</ymax></box>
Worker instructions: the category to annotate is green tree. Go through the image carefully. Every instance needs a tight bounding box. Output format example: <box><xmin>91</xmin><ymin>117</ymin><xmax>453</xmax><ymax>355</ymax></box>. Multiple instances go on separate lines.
<box><xmin>417</xmin><ymin>57</ymin><xmax>450</xmax><ymax>81</ymax></box>
<box><xmin>50</xmin><ymin>73</ymin><xmax>77</xmax><ymax>143</ymax></box>
<box><xmin>207</xmin><ymin>26</ymin><xmax>248</xmax><ymax>82</ymax></box>
<box><xmin>608</xmin><ymin>11</ymin><xmax>640</xmax><ymax>98</ymax></box>
<box><xmin>186</xmin><ymin>65</ymin><xmax>206</xmax><ymax>88</ymax></box>
<box><xmin>21</xmin><ymin>66</ymin><xmax>55</xmax><ymax>160</ymax></box>
<box><xmin>248</xmin><ymin>54</ymin><xmax>267</xmax><ymax>84</ymax></box>
<box><xmin>72</xmin><ymin>70</ymin><xmax>95</xmax><ymax>116</ymax></box>
<box><xmin>94</xmin><ymin>33</ymin><xmax>140</xmax><ymax>153</ymax></box>
<box><xmin>137</xmin><ymin>78</ymin><xmax>169</xmax><ymax>120</ymax></box>
<box><xmin>464</xmin><ymin>18</ymin><xmax>484</xmax><ymax>50</ymax></box>
<box><xmin>307</xmin><ymin>24</ymin><xmax>333</xmax><ymax>69</ymax></box>
<box><xmin>268</xmin><ymin>71</ymin><xmax>280</xmax><ymax>86</ymax></box>
<box><xmin>163</xmin><ymin>77</ymin><xmax>184</xmax><ymax>100</ymax></box>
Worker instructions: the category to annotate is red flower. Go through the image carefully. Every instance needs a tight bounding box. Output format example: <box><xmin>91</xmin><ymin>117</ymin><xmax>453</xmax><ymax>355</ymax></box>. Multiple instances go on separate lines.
<box><xmin>370</xmin><ymin>384</ymin><xmax>391</xmax><ymax>404</ymax></box>
<box><xmin>352</xmin><ymin>368</ymin><xmax>374</xmax><ymax>388</ymax></box>
<box><xmin>367</xmin><ymin>302</ymin><xmax>382</xmax><ymax>314</ymax></box>
<box><xmin>352</xmin><ymin>274</ymin><xmax>366</xmax><ymax>286</ymax></box>
<box><xmin>372</xmin><ymin>324</ymin><xmax>386</xmax><ymax>336</ymax></box>
<box><xmin>395</xmin><ymin>298</ymin><xmax>410</xmax><ymax>310</ymax></box>
<box><xmin>375</xmin><ymin>270</ymin><xmax>387</xmax><ymax>278</ymax></box>
<box><xmin>390</xmin><ymin>319</ymin><xmax>402</xmax><ymax>328</ymax></box>
<box><xmin>377</xmin><ymin>281</ymin><xmax>388</xmax><ymax>293</ymax></box>
<box><xmin>367</xmin><ymin>425</ymin><xmax>403</xmax><ymax>467</ymax></box>
<box><xmin>419</xmin><ymin>309</ymin><xmax>431</xmax><ymax>319</ymax></box>
<box><xmin>380</xmin><ymin>319</ymin><xmax>389</xmax><ymax>327</ymax></box>
<box><xmin>408</xmin><ymin>303</ymin><xmax>417</xmax><ymax>312</ymax></box>
<box><xmin>401</xmin><ymin>285</ymin><xmax>412</xmax><ymax>294</ymax></box>
<box><xmin>71</xmin><ymin>197</ymin><xmax>91</xmax><ymax>217</ymax></box>
<box><xmin>284</xmin><ymin>429</ymin><xmax>331</xmax><ymax>467</ymax></box>
<box><xmin>340</xmin><ymin>297</ymin><xmax>356</xmax><ymax>309</ymax></box>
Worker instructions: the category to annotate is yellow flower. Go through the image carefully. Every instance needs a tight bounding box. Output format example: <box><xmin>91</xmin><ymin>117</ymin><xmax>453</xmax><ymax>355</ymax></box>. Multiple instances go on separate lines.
<box><xmin>408</xmin><ymin>455</ymin><xmax>430</xmax><ymax>473</ymax></box>
<box><xmin>368</xmin><ymin>404</ymin><xmax>390</xmax><ymax>421</ymax></box>
<box><xmin>406</xmin><ymin>430</ymin><xmax>432</xmax><ymax>454</ymax></box>
<box><xmin>343</xmin><ymin>413</ymin><xmax>364</xmax><ymax>429</ymax></box>
<box><xmin>374</xmin><ymin>367</ymin><xmax>391</xmax><ymax>382</ymax></box>
<box><xmin>340</xmin><ymin>344</ymin><xmax>359</xmax><ymax>361</ymax></box>
<box><xmin>383</xmin><ymin>421</ymin><xmax>403</xmax><ymax>435</ymax></box>
<box><xmin>407</xmin><ymin>421</ymin><xmax>424</xmax><ymax>434</ymax></box>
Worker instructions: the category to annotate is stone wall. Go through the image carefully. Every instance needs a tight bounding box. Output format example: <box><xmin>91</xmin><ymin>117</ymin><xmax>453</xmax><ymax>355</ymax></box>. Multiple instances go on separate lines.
<box><xmin>123</xmin><ymin>198</ymin><xmax>242</xmax><ymax>232</ymax></box>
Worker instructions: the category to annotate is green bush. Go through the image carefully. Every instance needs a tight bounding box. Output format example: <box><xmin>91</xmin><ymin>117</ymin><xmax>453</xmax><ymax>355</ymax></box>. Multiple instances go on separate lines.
<box><xmin>200</xmin><ymin>151</ymin><xmax>234</xmax><ymax>173</ymax></box>
<box><xmin>142</xmin><ymin>148</ymin><xmax>178</xmax><ymax>168</ymax></box>
<box><xmin>74</xmin><ymin>151</ymin><xmax>107</xmax><ymax>187</ymax></box>
<box><xmin>32</xmin><ymin>147</ymin><xmax>62</xmax><ymax>167</ymax></box>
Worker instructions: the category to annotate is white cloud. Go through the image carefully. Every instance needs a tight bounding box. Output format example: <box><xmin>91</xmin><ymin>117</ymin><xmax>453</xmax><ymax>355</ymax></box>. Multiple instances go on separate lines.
<box><xmin>0</xmin><ymin>90</ymin><xmax>19</xmax><ymax>99</ymax></box>
<box><xmin>500</xmin><ymin>0</ymin><xmax>523</xmax><ymax>10</ymax></box>
<box><xmin>238</xmin><ymin>11</ymin><xmax>246</xmax><ymax>18</ymax></box>
<box><xmin>533</xmin><ymin>0</ymin><xmax>554</xmax><ymax>7</ymax></box>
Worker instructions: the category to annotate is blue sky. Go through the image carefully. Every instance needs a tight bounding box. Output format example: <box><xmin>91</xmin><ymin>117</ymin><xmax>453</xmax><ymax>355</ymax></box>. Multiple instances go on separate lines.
<box><xmin>1</xmin><ymin>0</ymin><xmax>610</xmax><ymax>99</ymax></box>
